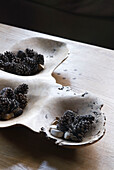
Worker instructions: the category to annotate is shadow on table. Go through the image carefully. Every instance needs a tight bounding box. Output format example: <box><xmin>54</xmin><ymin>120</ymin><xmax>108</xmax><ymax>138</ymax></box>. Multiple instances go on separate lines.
<box><xmin>0</xmin><ymin>125</ymin><xmax>99</xmax><ymax>170</ymax></box>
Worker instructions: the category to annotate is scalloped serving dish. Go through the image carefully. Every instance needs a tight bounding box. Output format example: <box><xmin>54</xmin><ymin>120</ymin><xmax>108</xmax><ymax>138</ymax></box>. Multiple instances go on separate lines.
<box><xmin>0</xmin><ymin>37</ymin><xmax>106</xmax><ymax>148</ymax></box>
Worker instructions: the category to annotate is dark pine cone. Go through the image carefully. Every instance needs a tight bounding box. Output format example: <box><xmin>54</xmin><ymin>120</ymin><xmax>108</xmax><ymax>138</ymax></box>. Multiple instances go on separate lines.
<box><xmin>3</xmin><ymin>62</ymin><xmax>16</xmax><ymax>73</ymax></box>
<box><xmin>16</xmin><ymin>50</ymin><xmax>26</xmax><ymax>61</ymax></box>
<box><xmin>14</xmin><ymin>84</ymin><xmax>28</xmax><ymax>95</ymax></box>
<box><xmin>57</xmin><ymin>110</ymin><xmax>75</xmax><ymax>132</ymax></box>
<box><xmin>0</xmin><ymin>96</ymin><xmax>12</xmax><ymax>114</ymax></box>
<box><xmin>0</xmin><ymin>87</ymin><xmax>14</xmax><ymax>99</ymax></box>
<box><xmin>15</xmin><ymin>63</ymin><xmax>31</xmax><ymax>75</ymax></box>
<box><xmin>0</xmin><ymin>53</ymin><xmax>9</xmax><ymax>62</ymax></box>
<box><xmin>29</xmin><ymin>63</ymin><xmax>39</xmax><ymax>75</ymax></box>
<box><xmin>33</xmin><ymin>54</ymin><xmax>44</xmax><ymax>65</ymax></box>
<box><xmin>25</xmin><ymin>48</ymin><xmax>35</xmax><ymax>57</ymax></box>
<box><xmin>0</xmin><ymin>60</ymin><xmax>4</xmax><ymax>67</ymax></box>
<box><xmin>0</xmin><ymin>53</ymin><xmax>4</xmax><ymax>60</ymax></box>
<box><xmin>15</xmin><ymin>93</ymin><xmax>28</xmax><ymax>109</ymax></box>
<box><xmin>10</xmin><ymin>99</ymin><xmax>19</xmax><ymax>112</ymax></box>
<box><xmin>71</xmin><ymin>115</ymin><xmax>95</xmax><ymax>142</ymax></box>
<box><xmin>37</xmin><ymin>54</ymin><xmax>44</xmax><ymax>65</ymax></box>
<box><xmin>4</xmin><ymin>51</ymin><xmax>15</xmax><ymax>62</ymax></box>
<box><xmin>25</xmin><ymin>57</ymin><xmax>36</xmax><ymax>66</ymax></box>
<box><xmin>13</xmin><ymin>57</ymin><xmax>22</xmax><ymax>64</ymax></box>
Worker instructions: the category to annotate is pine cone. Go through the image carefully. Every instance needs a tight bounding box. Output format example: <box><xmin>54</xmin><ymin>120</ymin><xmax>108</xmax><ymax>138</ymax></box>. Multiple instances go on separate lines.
<box><xmin>0</xmin><ymin>53</ymin><xmax>9</xmax><ymax>62</ymax></box>
<box><xmin>0</xmin><ymin>87</ymin><xmax>14</xmax><ymax>99</ymax></box>
<box><xmin>3</xmin><ymin>62</ymin><xmax>16</xmax><ymax>73</ymax></box>
<box><xmin>14</xmin><ymin>84</ymin><xmax>28</xmax><ymax>95</ymax></box>
<box><xmin>57</xmin><ymin>110</ymin><xmax>75</xmax><ymax>132</ymax></box>
<box><xmin>25</xmin><ymin>48</ymin><xmax>35</xmax><ymax>57</ymax></box>
<box><xmin>16</xmin><ymin>50</ymin><xmax>26</xmax><ymax>60</ymax></box>
<box><xmin>10</xmin><ymin>99</ymin><xmax>19</xmax><ymax>112</ymax></box>
<box><xmin>13</xmin><ymin>57</ymin><xmax>21</xmax><ymax>64</ymax></box>
<box><xmin>25</xmin><ymin>57</ymin><xmax>36</xmax><ymax>66</ymax></box>
<box><xmin>37</xmin><ymin>54</ymin><xmax>44</xmax><ymax>65</ymax></box>
<box><xmin>15</xmin><ymin>93</ymin><xmax>27</xmax><ymax>109</ymax></box>
<box><xmin>71</xmin><ymin>115</ymin><xmax>95</xmax><ymax>142</ymax></box>
<box><xmin>4</xmin><ymin>51</ymin><xmax>15</xmax><ymax>62</ymax></box>
<box><xmin>0</xmin><ymin>53</ymin><xmax>3</xmax><ymax>59</ymax></box>
<box><xmin>0</xmin><ymin>96</ymin><xmax>11</xmax><ymax>114</ymax></box>
<box><xmin>0</xmin><ymin>60</ymin><xmax>4</xmax><ymax>67</ymax></box>
<box><xmin>15</xmin><ymin>64</ymin><xmax>30</xmax><ymax>75</ymax></box>
<box><xmin>33</xmin><ymin>54</ymin><xmax>44</xmax><ymax>65</ymax></box>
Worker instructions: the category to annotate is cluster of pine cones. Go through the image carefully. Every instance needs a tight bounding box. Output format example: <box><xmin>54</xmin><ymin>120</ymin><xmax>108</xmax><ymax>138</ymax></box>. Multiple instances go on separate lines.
<box><xmin>57</xmin><ymin>110</ymin><xmax>95</xmax><ymax>142</ymax></box>
<box><xmin>0</xmin><ymin>84</ymin><xmax>28</xmax><ymax>120</ymax></box>
<box><xmin>0</xmin><ymin>48</ymin><xmax>44</xmax><ymax>76</ymax></box>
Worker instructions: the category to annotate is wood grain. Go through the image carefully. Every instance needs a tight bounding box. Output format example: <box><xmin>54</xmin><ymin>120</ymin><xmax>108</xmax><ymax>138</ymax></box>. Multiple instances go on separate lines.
<box><xmin>0</xmin><ymin>23</ymin><xmax>114</xmax><ymax>170</ymax></box>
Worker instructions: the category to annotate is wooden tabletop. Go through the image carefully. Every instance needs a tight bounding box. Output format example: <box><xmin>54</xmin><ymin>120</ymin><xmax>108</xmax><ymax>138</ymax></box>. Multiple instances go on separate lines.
<box><xmin>0</xmin><ymin>23</ymin><xmax>114</xmax><ymax>170</ymax></box>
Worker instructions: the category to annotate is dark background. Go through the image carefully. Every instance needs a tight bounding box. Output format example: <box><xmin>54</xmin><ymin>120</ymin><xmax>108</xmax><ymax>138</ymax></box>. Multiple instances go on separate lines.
<box><xmin>0</xmin><ymin>0</ymin><xmax>114</xmax><ymax>49</ymax></box>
